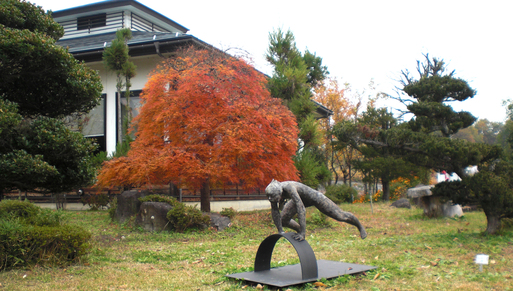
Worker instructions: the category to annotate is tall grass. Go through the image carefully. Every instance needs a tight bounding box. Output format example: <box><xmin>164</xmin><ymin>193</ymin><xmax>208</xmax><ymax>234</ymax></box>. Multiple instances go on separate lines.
<box><xmin>0</xmin><ymin>202</ymin><xmax>511</xmax><ymax>290</ymax></box>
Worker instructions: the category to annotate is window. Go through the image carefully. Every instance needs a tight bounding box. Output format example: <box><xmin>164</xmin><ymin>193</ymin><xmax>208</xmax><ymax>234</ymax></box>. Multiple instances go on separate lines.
<box><xmin>63</xmin><ymin>94</ymin><xmax>107</xmax><ymax>152</ymax></box>
<box><xmin>77</xmin><ymin>13</ymin><xmax>107</xmax><ymax>31</ymax></box>
<box><xmin>119</xmin><ymin>90</ymin><xmax>143</xmax><ymax>140</ymax></box>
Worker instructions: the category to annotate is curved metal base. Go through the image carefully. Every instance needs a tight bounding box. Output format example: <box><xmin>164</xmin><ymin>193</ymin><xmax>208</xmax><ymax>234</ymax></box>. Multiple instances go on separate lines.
<box><xmin>226</xmin><ymin>233</ymin><xmax>376</xmax><ymax>287</ymax></box>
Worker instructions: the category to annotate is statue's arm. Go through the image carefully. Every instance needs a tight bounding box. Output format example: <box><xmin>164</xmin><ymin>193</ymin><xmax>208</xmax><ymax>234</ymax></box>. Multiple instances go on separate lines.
<box><xmin>284</xmin><ymin>184</ymin><xmax>306</xmax><ymax>240</ymax></box>
<box><xmin>270</xmin><ymin>202</ymin><xmax>284</xmax><ymax>234</ymax></box>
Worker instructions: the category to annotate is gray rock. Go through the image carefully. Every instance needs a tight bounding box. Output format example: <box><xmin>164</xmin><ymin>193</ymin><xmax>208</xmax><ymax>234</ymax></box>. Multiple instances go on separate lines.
<box><xmin>136</xmin><ymin>202</ymin><xmax>174</xmax><ymax>232</ymax></box>
<box><xmin>442</xmin><ymin>202</ymin><xmax>464</xmax><ymax>217</ymax></box>
<box><xmin>207</xmin><ymin>213</ymin><xmax>232</xmax><ymax>231</ymax></box>
<box><xmin>116</xmin><ymin>189</ymin><xmax>151</xmax><ymax>223</ymax></box>
<box><xmin>390</xmin><ymin>198</ymin><xmax>411</xmax><ymax>209</ymax></box>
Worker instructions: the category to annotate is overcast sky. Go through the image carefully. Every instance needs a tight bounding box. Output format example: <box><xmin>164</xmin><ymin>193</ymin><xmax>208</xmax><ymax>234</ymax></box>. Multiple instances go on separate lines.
<box><xmin>34</xmin><ymin>0</ymin><xmax>513</xmax><ymax>123</ymax></box>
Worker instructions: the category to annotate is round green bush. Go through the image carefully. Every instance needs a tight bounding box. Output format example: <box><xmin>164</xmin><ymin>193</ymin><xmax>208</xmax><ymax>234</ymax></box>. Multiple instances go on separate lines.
<box><xmin>220</xmin><ymin>207</ymin><xmax>237</xmax><ymax>219</ymax></box>
<box><xmin>139</xmin><ymin>194</ymin><xmax>179</xmax><ymax>207</ymax></box>
<box><xmin>0</xmin><ymin>199</ymin><xmax>41</xmax><ymax>218</ymax></box>
<box><xmin>324</xmin><ymin>184</ymin><xmax>357</xmax><ymax>204</ymax></box>
<box><xmin>0</xmin><ymin>200</ymin><xmax>90</xmax><ymax>270</ymax></box>
<box><xmin>166</xmin><ymin>203</ymin><xmax>210</xmax><ymax>232</ymax></box>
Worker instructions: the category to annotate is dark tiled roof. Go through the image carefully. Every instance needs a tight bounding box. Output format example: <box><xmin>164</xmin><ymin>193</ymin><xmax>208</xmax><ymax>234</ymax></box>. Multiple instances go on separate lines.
<box><xmin>57</xmin><ymin>31</ymin><xmax>185</xmax><ymax>53</ymax></box>
<box><xmin>56</xmin><ymin>32</ymin><xmax>209</xmax><ymax>62</ymax></box>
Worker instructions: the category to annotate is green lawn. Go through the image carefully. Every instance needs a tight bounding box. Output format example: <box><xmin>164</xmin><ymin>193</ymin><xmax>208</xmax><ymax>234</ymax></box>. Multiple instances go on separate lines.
<box><xmin>0</xmin><ymin>202</ymin><xmax>511</xmax><ymax>290</ymax></box>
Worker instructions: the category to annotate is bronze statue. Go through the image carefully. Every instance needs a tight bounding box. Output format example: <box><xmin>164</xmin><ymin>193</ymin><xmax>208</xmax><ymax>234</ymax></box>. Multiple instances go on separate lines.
<box><xmin>265</xmin><ymin>180</ymin><xmax>367</xmax><ymax>241</ymax></box>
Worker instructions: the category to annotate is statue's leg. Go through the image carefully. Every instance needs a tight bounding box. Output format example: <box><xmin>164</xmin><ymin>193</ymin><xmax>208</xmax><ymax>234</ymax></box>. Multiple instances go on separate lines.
<box><xmin>281</xmin><ymin>200</ymin><xmax>301</xmax><ymax>233</ymax></box>
<box><xmin>317</xmin><ymin>198</ymin><xmax>367</xmax><ymax>239</ymax></box>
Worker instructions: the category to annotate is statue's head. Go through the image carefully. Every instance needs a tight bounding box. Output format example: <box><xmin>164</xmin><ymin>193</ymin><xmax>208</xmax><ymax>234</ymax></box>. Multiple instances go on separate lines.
<box><xmin>265</xmin><ymin>179</ymin><xmax>282</xmax><ymax>203</ymax></box>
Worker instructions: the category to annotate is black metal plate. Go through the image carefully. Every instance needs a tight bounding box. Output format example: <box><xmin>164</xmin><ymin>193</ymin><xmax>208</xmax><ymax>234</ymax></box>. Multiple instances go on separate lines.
<box><xmin>227</xmin><ymin>260</ymin><xmax>376</xmax><ymax>288</ymax></box>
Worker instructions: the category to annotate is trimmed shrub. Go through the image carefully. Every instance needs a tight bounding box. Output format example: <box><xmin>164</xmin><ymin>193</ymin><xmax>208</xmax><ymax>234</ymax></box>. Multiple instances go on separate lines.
<box><xmin>0</xmin><ymin>222</ymin><xmax>91</xmax><ymax>270</ymax></box>
<box><xmin>220</xmin><ymin>207</ymin><xmax>237</xmax><ymax>219</ymax></box>
<box><xmin>0</xmin><ymin>200</ymin><xmax>91</xmax><ymax>270</ymax></box>
<box><xmin>26</xmin><ymin>208</ymin><xmax>66</xmax><ymax>227</ymax></box>
<box><xmin>308</xmin><ymin>210</ymin><xmax>332</xmax><ymax>227</ymax></box>
<box><xmin>325</xmin><ymin>184</ymin><xmax>357</xmax><ymax>204</ymax></box>
<box><xmin>81</xmin><ymin>193</ymin><xmax>111</xmax><ymax>210</ymax></box>
<box><xmin>0</xmin><ymin>199</ymin><xmax>40</xmax><ymax>218</ymax></box>
<box><xmin>139</xmin><ymin>194</ymin><xmax>179</xmax><ymax>207</ymax></box>
<box><xmin>166</xmin><ymin>203</ymin><xmax>210</xmax><ymax>233</ymax></box>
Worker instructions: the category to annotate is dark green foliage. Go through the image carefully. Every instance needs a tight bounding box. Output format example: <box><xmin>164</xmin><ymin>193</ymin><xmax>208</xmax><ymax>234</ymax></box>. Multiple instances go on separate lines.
<box><xmin>308</xmin><ymin>210</ymin><xmax>331</xmax><ymax>227</ymax></box>
<box><xmin>400</xmin><ymin>55</ymin><xmax>476</xmax><ymax>137</ymax></box>
<box><xmin>220</xmin><ymin>207</ymin><xmax>237</xmax><ymax>219</ymax></box>
<box><xmin>324</xmin><ymin>184</ymin><xmax>357</xmax><ymax>204</ymax></box>
<box><xmin>466</xmin><ymin>162</ymin><xmax>513</xmax><ymax>220</ymax></box>
<box><xmin>335</xmin><ymin>106</ymin><xmax>424</xmax><ymax>201</ymax></box>
<box><xmin>108</xmin><ymin>197</ymin><xmax>117</xmax><ymax>220</ymax></box>
<box><xmin>113</xmin><ymin>135</ymin><xmax>133</xmax><ymax>158</ymax></box>
<box><xmin>0</xmin><ymin>200</ymin><xmax>90</xmax><ymax>270</ymax></box>
<box><xmin>432</xmin><ymin>180</ymin><xmax>471</xmax><ymax>205</ymax></box>
<box><xmin>21</xmin><ymin>117</ymin><xmax>99</xmax><ymax>193</ymax></box>
<box><xmin>303</xmin><ymin>50</ymin><xmax>329</xmax><ymax>87</ymax></box>
<box><xmin>0</xmin><ymin>199</ymin><xmax>40</xmax><ymax>219</ymax></box>
<box><xmin>293</xmin><ymin>148</ymin><xmax>331</xmax><ymax>188</ymax></box>
<box><xmin>0</xmin><ymin>223</ymin><xmax>91</xmax><ymax>270</ymax></box>
<box><xmin>0</xmin><ymin>0</ymin><xmax>63</xmax><ymax>40</ymax></box>
<box><xmin>433</xmin><ymin>161</ymin><xmax>513</xmax><ymax>233</ymax></box>
<box><xmin>81</xmin><ymin>194</ymin><xmax>111</xmax><ymax>210</ymax></box>
<box><xmin>103</xmin><ymin>28</ymin><xmax>136</xmax><ymax>145</ymax></box>
<box><xmin>166</xmin><ymin>203</ymin><xmax>210</xmax><ymax>233</ymax></box>
<box><xmin>266</xmin><ymin>28</ymin><xmax>329</xmax><ymax>188</ymax></box>
<box><xmin>334</xmin><ymin>55</ymin><xmax>512</xmax><ymax>234</ymax></box>
<box><xmin>0</xmin><ymin>0</ymin><xmax>102</xmax><ymax>196</ymax></box>
<box><xmin>139</xmin><ymin>194</ymin><xmax>179</xmax><ymax>207</ymax></box>
<box><xmin>0</xmin><ymin>0</ymin><xmax>102</xmax><ymax>118</ymax></box>
<box><xmin>0</xmin><ymin>200</ymin><xmax>64</xmax><ymax>227</ymax></box>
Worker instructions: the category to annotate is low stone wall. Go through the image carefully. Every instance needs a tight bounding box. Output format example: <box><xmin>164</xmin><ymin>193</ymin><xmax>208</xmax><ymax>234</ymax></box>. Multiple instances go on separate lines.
<box><xmin>37</xmin><ymin>200</ymin><xmax>271</xmax><ymax>212</ymax></box>
<box><xmin>184</xmin><ymin>200</ymin><xmax>271</xmax><ymax>212</ymax></box>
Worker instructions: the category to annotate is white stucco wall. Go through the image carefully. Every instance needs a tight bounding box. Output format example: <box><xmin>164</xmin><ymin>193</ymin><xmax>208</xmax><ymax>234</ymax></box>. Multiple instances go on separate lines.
<box><xmin>87</xmin><ymin>54</ymin><xmax>166</xmax><ymax>155</ymax></box>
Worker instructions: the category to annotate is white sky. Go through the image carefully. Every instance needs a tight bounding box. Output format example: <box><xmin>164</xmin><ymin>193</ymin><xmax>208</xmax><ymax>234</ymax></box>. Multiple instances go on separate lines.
<box><xmin>33</xmin><ymin>0</ymin><xmax>513</xmax><ymax>122</ymax></box>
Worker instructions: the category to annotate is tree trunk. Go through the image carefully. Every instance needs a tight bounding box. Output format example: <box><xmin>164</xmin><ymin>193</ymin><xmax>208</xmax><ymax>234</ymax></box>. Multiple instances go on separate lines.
<box><xmin>0</xmin><ymin>188</ymin><xmax>3</xmax><ymax>201</ymax></box>
<box><xmin>484</xmin><ymin>213</ymin><xmax>501</xmax><ymax>235</ymax></box>
<box><xmin>168</xmin><ymin>182</ymin><xmax>179</xmax><ymax>198</ymax></box>
<box><xmin>200</xmin><ymin>181</ymin><xmax>211</xmax><ymax>213</ymax></box>
<box><xmin>382</xmin><ymin>177</ymin><xmax>390</xmax><ymax>201</ymax></box>
<box><xmin>117</xmin><ymin>90</ymin><xmax>123</xmax><ymax>144</ymax></box>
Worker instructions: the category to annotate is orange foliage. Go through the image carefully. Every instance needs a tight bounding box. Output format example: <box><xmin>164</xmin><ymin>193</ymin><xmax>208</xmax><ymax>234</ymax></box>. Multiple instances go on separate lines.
<box><xmin>96</xmin><ymin>48</ymin><xmax>299</xmax><ymax>190</ymax></box>
<box><xmin>353</xmin><ymin>190</ymin><xmax>382</xmax><ymax>203</ymax></box>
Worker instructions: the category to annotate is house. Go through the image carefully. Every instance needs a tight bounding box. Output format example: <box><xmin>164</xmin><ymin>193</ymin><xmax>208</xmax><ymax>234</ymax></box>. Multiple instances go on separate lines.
<box><xmin>52</xmin><ymin>0</ymin><xmax>332</xmax><ymax>155</ymax></box>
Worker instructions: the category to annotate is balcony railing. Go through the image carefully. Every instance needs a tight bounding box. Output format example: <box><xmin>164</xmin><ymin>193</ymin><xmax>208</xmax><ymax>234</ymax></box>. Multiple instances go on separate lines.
<box><xmin>59</xmin><ymin>11</ymin><xmax>171</xmax><ymax>39</ymax></box>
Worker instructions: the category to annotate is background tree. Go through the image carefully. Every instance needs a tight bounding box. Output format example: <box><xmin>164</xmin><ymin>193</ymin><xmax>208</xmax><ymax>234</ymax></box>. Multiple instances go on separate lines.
<box><xmin>266</xmin><ymin>28</ymin><xmax>330</xmax><ymax>187</ymax></box>
<box><xmin>103</xmin><ymin>28</ymin><xmax>137</xmax><ymax>149</ymax></box>
<box><xmin>95</xmin><ymin>48</ymin><xmax>299</xmax><ymax>212</ymax></box>
<box><xmin>335</xmin><ymin>55</ymin><xmax>510</xmax><ymax>233</ymax></box>
<box><xmin>0</xmin><ymin>0</ymin><xmax>103</xmax><ymax>199</ymax></box>
<box><xmin>337</xmin><ymin>106</ymin><xmax>424</xmax><ymax>200</ymax></box>
<box><xmin>452</xmin><ymin>119</ymin><xmax>503</xmax><ymax>144</ymax></box>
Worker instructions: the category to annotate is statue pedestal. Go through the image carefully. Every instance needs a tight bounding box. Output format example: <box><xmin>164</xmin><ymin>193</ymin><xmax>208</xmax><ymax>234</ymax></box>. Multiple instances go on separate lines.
<box><xmin>226</xmin><ymin>233</ymin><xmax>376</xmax><ymax>287</ymax></box>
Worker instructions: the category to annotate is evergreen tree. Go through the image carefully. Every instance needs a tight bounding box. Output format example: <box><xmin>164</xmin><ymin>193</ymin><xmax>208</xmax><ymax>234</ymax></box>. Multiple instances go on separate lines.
<box><xmin>103</xmin><ymin>28</ymin><xmax>137</xmax><ymax>146</ymax></box>
<box><xmin>0</xmin><ymin>0</ymin><xmax>102</xmax><ymax>199</ymax></box>
<box><xmin>266</xmin><ymin>28</ymin><xmax>330</xmax><ymax>187</ymax></box>
<box><xmin>335</xmin><ymin>55</ymin><xmax>511</xmax><ymax>233</ymax></box>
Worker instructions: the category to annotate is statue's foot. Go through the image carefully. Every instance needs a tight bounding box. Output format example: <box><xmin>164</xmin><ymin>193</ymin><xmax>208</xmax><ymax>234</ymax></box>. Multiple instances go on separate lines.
<box><xmin>360</xmin><ymin>228</ymin><xmax>367</xmax><ymax>239</ymax></box>
<box><xmin>292</xmin><ymin>233</ymin><xmax>305</xmax><ymax>241</ymax></box>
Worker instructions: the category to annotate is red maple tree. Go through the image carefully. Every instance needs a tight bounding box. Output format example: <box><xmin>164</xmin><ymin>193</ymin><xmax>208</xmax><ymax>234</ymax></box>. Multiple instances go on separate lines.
<box><xmin>95</xmin><ymin>48</ymin><xmax>299</xmax><ymax>212</ymax></box>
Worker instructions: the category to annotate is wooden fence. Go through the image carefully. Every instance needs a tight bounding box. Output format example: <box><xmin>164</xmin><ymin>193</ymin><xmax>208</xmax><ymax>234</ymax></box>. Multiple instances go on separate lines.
<box><xmin>3</xmin><ymin>184</ymin><xmax>267</xmax><ymax>203</ymax></box>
